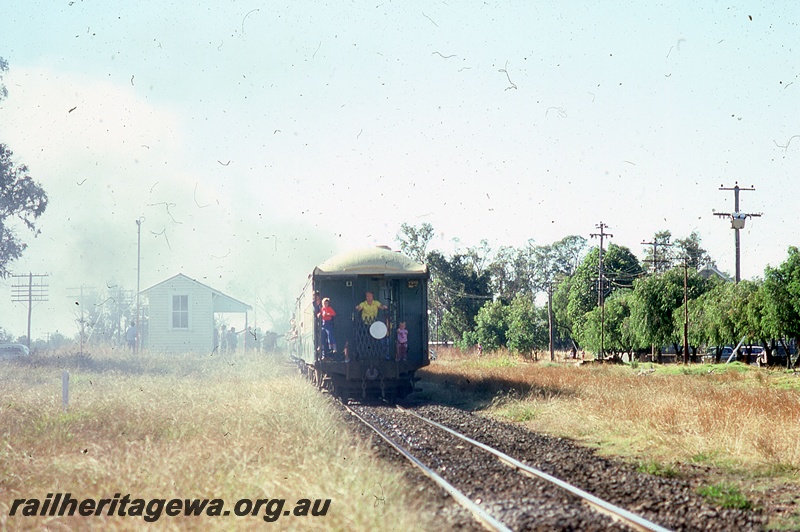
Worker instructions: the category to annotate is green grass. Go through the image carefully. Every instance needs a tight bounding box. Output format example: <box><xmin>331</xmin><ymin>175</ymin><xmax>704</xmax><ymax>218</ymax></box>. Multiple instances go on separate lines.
<box><xmin>689</xmin><ymin>452</ymin><xmax>715</xmax><ymax>464</ymax></box>
<box><xmin>651</xmin><ymin>361</ymin><xmax>751</xmax><ymax>376</ymax></box>
<box><xmin>697</xmin><ymin>483</ymin><xmax>753</xmax><ymax>510</ymax></box>
<box><xmin>464</xmin><ymin>353</ymin><xmax>522</xmax><ymax>369</ymax></box>
<box><xmin>636</xmin><ymin>460</ymin><xmax>680</xmax><ymax>478</ymax></box>
<box><xmin>496</xmin><ymin>402</ymin><xmax>540</xmax><ymax>422</ymax></box>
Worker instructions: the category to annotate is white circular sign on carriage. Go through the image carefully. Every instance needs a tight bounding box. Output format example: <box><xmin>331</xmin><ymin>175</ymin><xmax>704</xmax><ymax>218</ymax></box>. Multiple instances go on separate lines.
<box><xmin>369</xmin><ymin>321</ymin><xmax>388</xmax><ymax>339</ymax></box>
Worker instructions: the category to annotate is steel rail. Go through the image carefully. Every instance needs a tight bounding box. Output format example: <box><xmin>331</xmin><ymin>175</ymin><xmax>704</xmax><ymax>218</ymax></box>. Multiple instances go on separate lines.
<box><xmin>343</xmin><ymin>405</ymin><xmax>511</xmax><ymax>532</ymax></box>
<box><xmin>397</xmin><ymin>406</ymin><xmax>671</xmax><ymax>532</ymax></box>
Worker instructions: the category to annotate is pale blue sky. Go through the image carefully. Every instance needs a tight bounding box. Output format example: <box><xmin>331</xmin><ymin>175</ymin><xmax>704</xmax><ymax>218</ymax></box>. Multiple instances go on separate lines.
<box><xmin>1</xmin><ymin>1</ymin><xmax>798</xmax><ymax>338</ymax></box>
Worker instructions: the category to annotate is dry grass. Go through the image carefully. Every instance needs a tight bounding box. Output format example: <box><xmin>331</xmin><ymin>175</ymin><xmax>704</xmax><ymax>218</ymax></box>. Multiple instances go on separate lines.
<box><xmin>421</xmin><ymin>347</ymin><xmax>800</xmax><ymax>474</ymax></box>
<box><xmin>0</xmin><ymin>347</ymin><xmax>438</xmax><ymax>530</ymax></box>
<box><xmin>420</xmin><ymin>347</ymin><xmax>800</xmax><ymax>527</ymax></box>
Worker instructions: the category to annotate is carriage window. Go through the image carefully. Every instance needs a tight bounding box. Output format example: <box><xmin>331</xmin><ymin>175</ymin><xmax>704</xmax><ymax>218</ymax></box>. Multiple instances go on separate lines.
<box><xmin>172</xmin><ymin>295</ymin><xmax>189</xmax><ymax>328</ymax></box>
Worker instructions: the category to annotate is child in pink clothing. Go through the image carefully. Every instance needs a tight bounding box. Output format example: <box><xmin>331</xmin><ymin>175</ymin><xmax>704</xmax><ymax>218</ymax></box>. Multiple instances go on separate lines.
<box><xmin>396</xmin><ymin>321</ymin><xmax>408</xmax><ymax>361</ymax></box>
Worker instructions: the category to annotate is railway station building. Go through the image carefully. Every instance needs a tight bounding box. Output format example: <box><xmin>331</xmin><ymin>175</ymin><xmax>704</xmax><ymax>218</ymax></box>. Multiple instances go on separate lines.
<box><xmin>139</xmin><ymin>273</ymin><xmax>252</xmax><ymax>354</ymax></box>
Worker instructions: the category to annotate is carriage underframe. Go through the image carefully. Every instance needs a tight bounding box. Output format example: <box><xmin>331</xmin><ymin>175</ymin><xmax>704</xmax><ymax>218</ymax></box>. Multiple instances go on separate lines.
<box><xmin>299</xmin><ymin>359</ymin><xmax>417</xmax><ymax>402</ymax></box>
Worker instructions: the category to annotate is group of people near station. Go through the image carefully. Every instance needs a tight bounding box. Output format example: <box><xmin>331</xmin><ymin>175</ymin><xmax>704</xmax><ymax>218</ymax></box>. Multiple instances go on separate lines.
<box><xmin>214</xmin><ymin>324</ymin><xmax>279</xmax><ymax>354</ymax></box>
<box><xmin>313</xmin><ymin>290</ymin><xmax>408</xmax><ymax>362</ymax></box>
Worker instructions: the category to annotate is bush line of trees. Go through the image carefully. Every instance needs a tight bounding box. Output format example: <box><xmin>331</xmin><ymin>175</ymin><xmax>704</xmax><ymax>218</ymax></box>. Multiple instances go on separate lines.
<box><xmin>397</xmin><ymin>223</ymin><xmax>800</xmax><ymax>366</ymax></box>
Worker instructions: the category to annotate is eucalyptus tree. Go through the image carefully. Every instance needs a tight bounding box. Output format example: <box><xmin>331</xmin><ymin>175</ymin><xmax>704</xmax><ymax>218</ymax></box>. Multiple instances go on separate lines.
<box><xmin>641</xmin><ymin>230</ymin><xmax>675</xmax><ymax>273</ymax></box>
<box><xmin>0</xmin><ymin>57</ymin><xmax>7</xmax><ymax>101</ymax></box>
<box><xmin>487</xmin><ymin>245</ymin><xmax>529</xmax><ymax>302</ymax></box>
<box><xmin>0</xmin><ymin>59</ymin><xmax>49</xmax><ymax>277</ymax></box>
<box><xmin>426</xmin><ymin>249</ymin><xmax>493</xmax><ymax>346</ymax></box>
<box><xmin>673</xmin><ymin>231</ymin><xmax>713</xmax><ymax>270</ymax></box>
<box><xmin>0</xmin><ymin>145</ymin><xmax>49</xmax><ymax>278</ymax></box>
<box><xmin>396</xmin><ymin>222</ymin><xmax>434</xmax><ymax>263</ymax></box>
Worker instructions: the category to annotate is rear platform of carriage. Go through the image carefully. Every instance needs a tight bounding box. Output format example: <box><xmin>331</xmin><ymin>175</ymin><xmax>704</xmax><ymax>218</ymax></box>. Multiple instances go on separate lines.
<box><xmin>291</xmin><ymin>247</ymin><xmax>430</xmax><ymax>401</ymax></box>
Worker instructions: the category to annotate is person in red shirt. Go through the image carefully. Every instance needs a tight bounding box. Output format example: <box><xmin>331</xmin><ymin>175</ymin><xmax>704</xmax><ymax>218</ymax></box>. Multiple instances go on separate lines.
<box><xmin>318</xmin><ymin>297</ymin><xmax>337</xmax><ymax>357</ymax></box>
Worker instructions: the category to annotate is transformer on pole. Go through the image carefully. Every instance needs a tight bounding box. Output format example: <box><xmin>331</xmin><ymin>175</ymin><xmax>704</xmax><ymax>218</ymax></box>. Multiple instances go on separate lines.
<box><xmin>713</xmin><ymin>182</ymin><xmax>761</xmax><ymax>283</ymax></box>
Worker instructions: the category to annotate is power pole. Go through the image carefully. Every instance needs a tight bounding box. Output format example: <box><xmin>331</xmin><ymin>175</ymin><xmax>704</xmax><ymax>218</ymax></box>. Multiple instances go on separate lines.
<box><xmin>547</xmin><ymin>281</ymin><xmax>555</xmax><ymax>362</ymax></box>
<box><xmin>11</xmin><ymin>273</ymin><xmax>49</xmax><ymax>347</ymax></box>
<box><xmin>590</xmin><ymin>222</ymin><xmax>613</xmax><ymax>361</ymax></box>
<box><xmin>641</xmin><ymin>239</ymin><xmax>673</xmax><ymax>273</ymax></box>
<box><xmin>713</xmin><ymin>182</ymin><xmax>761</xmax><ymax>283</ymax></box>
<box><xmin>682</xmin><ymin>257</ymin><xmax>689</xmax><ymax>365</ymax></box>
<box><xmin>67</xmin><ymin>285</ymin><xmax>97</xmax><ymax>355</ymax></box>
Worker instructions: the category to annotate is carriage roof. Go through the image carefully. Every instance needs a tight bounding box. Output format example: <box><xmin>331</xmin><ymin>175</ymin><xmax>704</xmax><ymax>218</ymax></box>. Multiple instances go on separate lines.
<box><xmin>313</xmin><ymin>247</ymin><xmax>428</xmax><ymax>278</ymax></box>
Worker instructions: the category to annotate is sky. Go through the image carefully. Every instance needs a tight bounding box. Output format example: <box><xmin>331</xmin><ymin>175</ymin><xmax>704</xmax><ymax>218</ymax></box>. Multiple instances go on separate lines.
<box><xmin>0</xmin><ymin>1</ymin><xmax>798</xmax><ymax>340</ymax></box>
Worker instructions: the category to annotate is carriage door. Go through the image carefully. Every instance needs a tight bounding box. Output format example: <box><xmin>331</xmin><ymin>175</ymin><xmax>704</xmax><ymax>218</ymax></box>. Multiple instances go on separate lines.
<box><xmin>379</xmin><ymin>280</ymin><xmax>398</xmax><ymax>333</ymax></box>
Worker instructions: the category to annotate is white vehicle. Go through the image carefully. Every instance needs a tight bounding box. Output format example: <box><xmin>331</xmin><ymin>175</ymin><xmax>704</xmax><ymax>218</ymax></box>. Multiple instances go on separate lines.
<box><xmin>0</xmin><ymin>343</ymin><xmax>30</xmax><ymax>360</ymax></box>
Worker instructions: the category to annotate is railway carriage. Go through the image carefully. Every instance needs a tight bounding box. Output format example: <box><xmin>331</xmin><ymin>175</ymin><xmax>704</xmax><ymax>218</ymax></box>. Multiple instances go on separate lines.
<box><xmin>291</xmin><ymin>247</ymin><xmax>429</xmax><ymax>401</ymax></box>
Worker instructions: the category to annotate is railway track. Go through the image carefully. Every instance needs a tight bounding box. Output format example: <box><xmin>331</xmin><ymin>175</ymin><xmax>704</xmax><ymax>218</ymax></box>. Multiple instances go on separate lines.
<box><xmin>345</xmin><ymin>403</ymin><xmax>671</xmax><ymax>531</ymax></box>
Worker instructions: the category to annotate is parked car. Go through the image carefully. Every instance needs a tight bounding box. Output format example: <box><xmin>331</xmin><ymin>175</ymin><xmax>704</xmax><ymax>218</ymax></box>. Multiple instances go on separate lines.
<box><xmin>703</xmin><ymin>346</ymin><xmax>734</xmax><ymax>363</ymax></box>
<box><xmin>0</xmin><ymin>343</ymin><xmax>30</xmax><ymax>360</ymax></box>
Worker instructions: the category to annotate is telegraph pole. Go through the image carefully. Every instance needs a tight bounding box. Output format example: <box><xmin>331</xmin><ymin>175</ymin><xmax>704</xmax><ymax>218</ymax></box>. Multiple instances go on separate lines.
<box><xmin>682</xmin><ymin>257</ymin><xmax>689</xmax><ymax>364</ymax></box>
<box><xmin>547</xmin><ymin>281</ymin><xmax>555</xmax><ymax>362</ymax></box>
<box><xmin>641</xmin><ymin>239</ymin><xmax>673</xmax><ymax>273</ymax></box>
<box><xmin>66</xmin><ymin>285</ymin><xmax>97</xmax><ymax>355</ymax></box>
<box><xmin>11</xmin><ymin>273</ymin><xmax>49</xmax><ymax>347</ymax></box>
<box><xmin>714</xmin><ymin>182</ymin><xmax>761</xmax><ymax>283</ymax></box>
<box><xmin>590</xmin><ymin>222</ymin><xmax>613</xmax><ymax>361</ymax></box>
<box><xmin>135</xmin><ymin>217</ymin><xmax>145</xmax><ymax>354</ymax></box>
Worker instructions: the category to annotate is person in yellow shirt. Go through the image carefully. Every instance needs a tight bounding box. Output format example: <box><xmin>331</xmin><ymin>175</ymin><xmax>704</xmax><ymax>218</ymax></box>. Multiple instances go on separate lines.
<box><xmin>355</xmin><ymin>291</ymin><xmax>387</xmax><ymax>325</ymax></box>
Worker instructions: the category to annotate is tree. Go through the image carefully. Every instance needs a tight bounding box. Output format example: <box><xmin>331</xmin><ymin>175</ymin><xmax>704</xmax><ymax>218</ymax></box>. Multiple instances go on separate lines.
<box><xmin>506</xmin><ymin>295</ymin><xmax>549</xmax><ymax>357</ymax></box>
<box><xmin>684</xmin><ymin>292</ymin><xmax>713</xmax><ymax>360</ymax></box>
<box><xmin>527</xmin><ymin>235</ymin><xmax>588</xmax><ymax>294</ymax></box>
<box><xmin>582</xmin><ymin>290</ymin><xmax>639</xmax><ymax>359</ymax></box>
<box><xmin>763</xmin><ymin>247</ymin><xmax>800</xmax><ymax>365</ymax></box>
<box><xmin>0</xmin><ymin>145</ymin><xmax>48</xmax><ymax>278</ymax></box>
<box><xmin>396</xmin><ymin>222</ymin><xmax>434</xmax><ymax>263</ymax></box>
<box><xmin>564</xmin><ymin>244</ymin><xmax>643</xmax><ymax>348</ymax></box>
<box><xmin>464</xmin><ymin>299</ymin><xmax>508</xmax><ymax>352</ymax></box>
<box><xmin>426</xmin><ymin>249</ymin><xmax>493</xmax><ymax>346</ymax></box>
<box><xmin>641</xmin><ymin>230</ymin><xmax>675</xmax><ymax>273</ymax></box>
<box><xmin>0</xmin><ymin>57</ymin><xmax>8</xmax><ymax>101</ymax></box>
<box><xmin>673</xmin><ymin>231</ymin><xmax>713</xmax><ymax>270</ymax></box>
<box><xmin>2</xmin><ymin>58</ymin><xmax>48</xmax><ymax>276</ymax></box>
<box><xmin>487</xmin><ymin>244</ymin><xmax>530</xmax><ymax>302</ymax></box>
<box><xmin>630</xmin><ymin>266</ymin><xmax>713</xmax><ymax>359</ymax></box>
